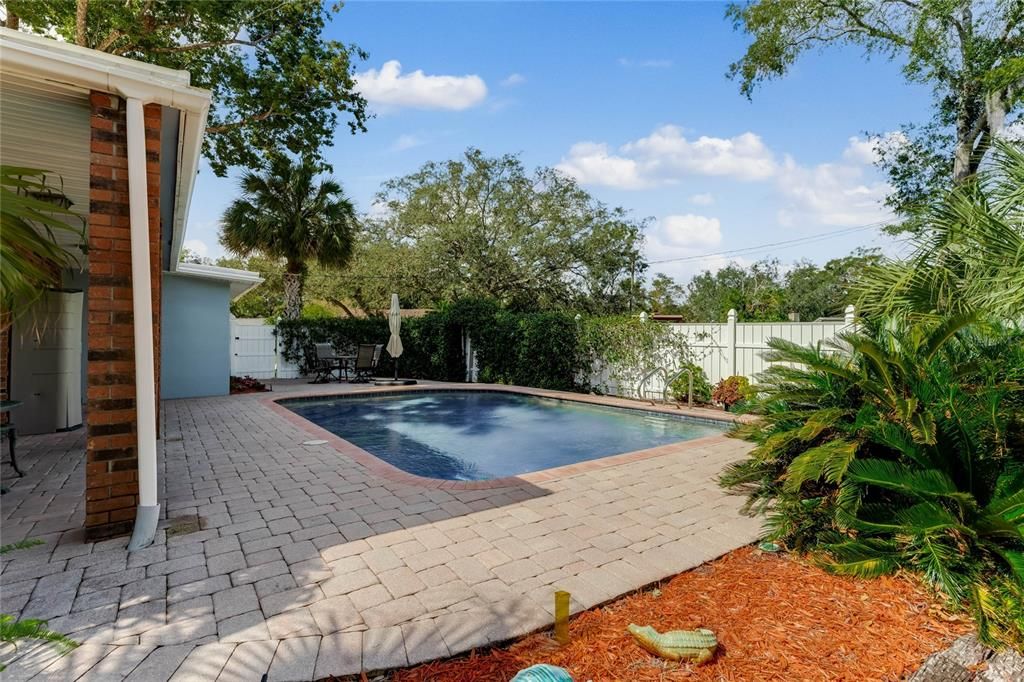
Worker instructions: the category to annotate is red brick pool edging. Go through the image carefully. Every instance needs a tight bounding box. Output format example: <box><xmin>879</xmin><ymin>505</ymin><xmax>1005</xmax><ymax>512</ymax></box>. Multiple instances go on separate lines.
<box><xmin>262</xmin><ymin>384</ymin><xmax>741</xmax><ymax>491</ymax></box>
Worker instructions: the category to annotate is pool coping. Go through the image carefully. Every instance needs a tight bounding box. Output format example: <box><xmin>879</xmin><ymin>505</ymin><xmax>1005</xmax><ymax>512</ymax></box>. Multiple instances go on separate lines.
<box><xmin>263</xmin><ymin>383</ymin><xmax>744</xmax><ymax>491</ymax></box>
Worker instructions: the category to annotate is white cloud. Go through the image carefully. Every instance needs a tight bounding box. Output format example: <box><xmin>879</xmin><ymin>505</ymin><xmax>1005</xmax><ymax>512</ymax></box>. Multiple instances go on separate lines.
<box><xmin>643</xmin><ymin>214</ymin><xmax>727</xmax><ymax>281</ymax></box>
<box><xmin>390</xmin><ymin>134</ymin><xmax>425</xmax><ymax>152</ymax></box>
<box><xmin>659</xmin><ymin>214</ymin><xmax>722</xmax><ymax>248</ymax></box>
<box><xmin>555</xmin><ymin>142</ymin><xmax>647</xmax><ymax>188</ymax></box>
<box><xmin>776</xmin><ymin>156</ymin><xmax>891</xmax><ymax>227</ymax></box>
<box><xmin>556</xmin><ymin>126</ymin><xmax>777</xmax><ymax>188</ymax></box>
<box><xmin>842</xmin><ymin>136</ymin><xmax>881</xmax><ymax>165</ymax></box>
<box><xmin>355</xmin><ymin>60</ymin><xmax>487</xmax><ymax>111</ymax></box>
<box><xmin>183</xmin><ymin>239</ymin><xmax>208</xmax><ymax>257</ymax></box>
<box><xmin>623</xmin><ymin>127</ymin><xmax>777</xmax><ymax>180</ymax></box>
<box><xmin>618</xmin><ymin>57</ymin><xmax>673</xmax><ymax>68</ymax></box>
<box><xmin>689</xmin><ymin>192</ymin><xmax>714</xmax><ymax>206</ymax></box>
<box><xmin>500</xmin><ymin>73</ymin><xmax>526</xmax><ymax>87</ymax></box>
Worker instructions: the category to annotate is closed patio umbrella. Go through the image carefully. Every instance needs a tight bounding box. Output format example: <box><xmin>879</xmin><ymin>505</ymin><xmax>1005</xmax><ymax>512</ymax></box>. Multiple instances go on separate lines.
<box><xmin>386</xmin><ymin>293</ymin><xmax>403</xmax><ymax>380</ymax></box>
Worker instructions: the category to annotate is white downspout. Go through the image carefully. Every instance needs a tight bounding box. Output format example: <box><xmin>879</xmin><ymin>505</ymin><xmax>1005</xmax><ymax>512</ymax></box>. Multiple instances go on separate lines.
<box><xmin>124</xmin><ymin>96</ymin><xmax>160</xmax><ymax>551</ymax></box>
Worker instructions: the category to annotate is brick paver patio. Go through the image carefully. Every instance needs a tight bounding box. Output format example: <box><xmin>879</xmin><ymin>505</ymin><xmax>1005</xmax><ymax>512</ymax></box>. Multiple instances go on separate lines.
<box><xmin>0</xmin><ymin>382</ymin><xmax>759</xmax><ymax>680</ymax></box>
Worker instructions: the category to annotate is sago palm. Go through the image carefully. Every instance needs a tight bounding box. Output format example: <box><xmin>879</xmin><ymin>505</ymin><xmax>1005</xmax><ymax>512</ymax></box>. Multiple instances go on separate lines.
<box><xmin>721</xmin><ymin>316</ymin><xmax>1024</xmax><ymax>646</ymax></box>
<box><xmin>220</xmin><ymin>155</ymin><xmax>357</xmax><ymax>320</ymax></box>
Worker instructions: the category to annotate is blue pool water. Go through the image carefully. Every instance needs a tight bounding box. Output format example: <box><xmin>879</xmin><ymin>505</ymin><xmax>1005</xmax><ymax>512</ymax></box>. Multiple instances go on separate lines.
<box><xmin>283</xmin><ymin>391</ymin><xmax>726</xmax><ymax>481</ymax></box>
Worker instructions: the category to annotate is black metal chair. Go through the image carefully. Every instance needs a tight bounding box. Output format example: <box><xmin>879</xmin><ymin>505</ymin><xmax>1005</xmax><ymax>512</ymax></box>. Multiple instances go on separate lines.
<box><xmin>310</xmin><ymin>342</ymin><xmax>343</xmax><ymax>383</ymax></box>
<box><xmin>1</xmin><ymin>399</ymin><xmax>21</xmax><ymax>490</ymax></box>
<box><xmin>351</xmin><ymin>343</ymin><xmax>382</xmax><ymax>383</ymax></box>
<box><xmin>1</xmin><ymin>423</ymin><xmax>19</xmax><ymax>477</ymax></box>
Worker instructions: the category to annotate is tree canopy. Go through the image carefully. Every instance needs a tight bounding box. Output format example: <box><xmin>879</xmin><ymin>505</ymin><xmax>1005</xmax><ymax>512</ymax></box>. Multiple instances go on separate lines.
<box><xmin>339</xmin><ymin>149</ymin><xmax>648</xmax><ymax>313</ymax></box>
<box><xmin>650</xmin><ymin>250</ymin><xmax>881</xmax><ymax>322</ymax></box>
<box><xmin>727</xmin><ymin>0</ymin><xmax>1024</xmax><ymax>221</ymax></box>
<box><xmin>5</xmin><ymin>0</ymin><xmax>369</xmax><ymax>176</ymax></box>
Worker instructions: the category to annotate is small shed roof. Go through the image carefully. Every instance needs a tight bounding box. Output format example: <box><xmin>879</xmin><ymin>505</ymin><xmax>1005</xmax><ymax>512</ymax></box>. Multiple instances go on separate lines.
<box><xmin>173</xmin><ymin>263</ymin><xmax>263</xmax><ymax>300</ymax></box>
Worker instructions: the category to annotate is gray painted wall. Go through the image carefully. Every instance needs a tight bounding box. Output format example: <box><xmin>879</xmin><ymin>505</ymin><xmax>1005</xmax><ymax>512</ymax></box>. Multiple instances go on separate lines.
<box><xmin>161</xmin><ymin>274</ymin><xmax>231</xmax><ymax>399</ymax></box>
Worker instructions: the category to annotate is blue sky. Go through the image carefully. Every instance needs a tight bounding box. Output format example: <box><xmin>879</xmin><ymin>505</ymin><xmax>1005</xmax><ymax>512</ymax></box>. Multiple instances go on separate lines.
<box><xmin>185</xmin><ymin>1</ymin><xmax>932</xmax><ymax>282</ymax></box>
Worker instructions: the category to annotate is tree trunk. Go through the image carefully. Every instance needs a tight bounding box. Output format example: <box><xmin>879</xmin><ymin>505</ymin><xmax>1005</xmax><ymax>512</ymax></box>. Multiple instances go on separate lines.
<box><xmin>953</xmin><ymin>121</ymin><xmax>973</xmax><ymax>183</ymax></box>
<box><xmin>75</xmin><ymin>0</ymin><xmax>89</xmax><ymax>46</ymax></box>
<box><xmin>3</xmin><ymin>12</ymin><xmax>19</xmax><ymax>29</ymax></box>
<box><xmin>282</xmin><ymin>269</ymin><xmax>304</xmax><ymax>320</ymax></box>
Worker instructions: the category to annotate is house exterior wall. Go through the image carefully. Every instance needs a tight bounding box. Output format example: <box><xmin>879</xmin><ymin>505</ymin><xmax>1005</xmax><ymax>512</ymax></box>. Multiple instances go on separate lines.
<box><xmin>85</xmin><ymin>92</ymin><xmax>162</xmax><ymax>541</ymax></box>
<box><xmin>161</xmin><ymin>275</ymin><xmax>231</xmax><ymax>399</ymax></box>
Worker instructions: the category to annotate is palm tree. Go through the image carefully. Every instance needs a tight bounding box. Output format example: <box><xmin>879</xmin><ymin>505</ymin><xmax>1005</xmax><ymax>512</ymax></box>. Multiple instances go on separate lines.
<box><xmin>856</xmin><ymin>140</ymin><xmax>1024</xmax><ymax>321</ymax></box>
<box><xmin>220</xmin><ymin>156</ymin><xmax>357</xmax><ymax>320</ymax></box>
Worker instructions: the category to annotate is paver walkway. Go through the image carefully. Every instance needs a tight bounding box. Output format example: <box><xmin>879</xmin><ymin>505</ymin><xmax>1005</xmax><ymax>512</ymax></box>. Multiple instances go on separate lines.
<box><xmin>0</xmin><ymin>382</ymin><xmax>759</xmax><ymax>680</ymax></box>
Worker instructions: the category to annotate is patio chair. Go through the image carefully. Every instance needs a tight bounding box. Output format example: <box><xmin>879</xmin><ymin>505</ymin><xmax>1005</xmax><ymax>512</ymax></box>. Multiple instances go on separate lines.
<box><xmin>310</xmin><ymin>342</ymin><xmax>343</xmax><ymax>383</ymax></box>
<box><xmin>351</xmin><ymin>343</ymin><xmax>383</xmax><ymax>383</ymax></box>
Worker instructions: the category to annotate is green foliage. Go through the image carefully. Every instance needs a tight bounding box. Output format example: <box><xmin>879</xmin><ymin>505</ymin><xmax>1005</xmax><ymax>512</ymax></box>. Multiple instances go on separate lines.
<box><xmin>277</xmin><ymin>316</ymin><xmax>402</xmax><ymax>376</ymax></box>
<box><xmin>669</xmin><ymin>253</ymin><xmax>877</xmax><ymax>322</ymax></box>
<box><xmin>647</xmin><ymin>273</ymin><xmax>687</xmax><ymax>315</ymax></box>
<box><xmin>277</xmin><ymin>298</ymin><xmax>708</xmax><ymax>393</ymax></box>
<box><xmin>0</xmin><ymin>166</ymin><xmax>85</xmax><ymax>318</ymax></box>
<box><xmin>720</xmin><ymin>317</ymin><xmax>1024</xmax><ymax>648</ymax></box>
<box><xmin>0</xmin><ymin>614</ymin><xmax>78</xmax><ymax>671</ymax></box>
<box><xmin>471</xmin><ymin>310</ymin><xmax>580</xmax><ymax>390</ymax></box>
<box><xmin>339</xmin><ymin>148</ymin><xmax>648</xmax><ymax>313</ymax></box>
<box><xmin>579</xmin><ymin>316</ymin><xmax>695</xmax><ymax>396</ymax></box>
<box><xmin>220</xmin><ymin>155</ymin><xmax>358</xmax><ymax>320</ymax></box>
<box><xmin>0</xmin><ymin>538</ymin><xmax>44</xmax><ymax>555</ymax></box>
<box><xmin>7</xmin><ymin>1</ymin><xmax>369</xmax><ymax>176</ymax></box>
<box><xmin>857</xmin><ymin>141</ymin><xmax>1024</xmax><ymax>321</ymax></box>
<box><xmin>667</xmin><ymin>363</ymin><xmax>712</xmax><ymax>404</ymax></box>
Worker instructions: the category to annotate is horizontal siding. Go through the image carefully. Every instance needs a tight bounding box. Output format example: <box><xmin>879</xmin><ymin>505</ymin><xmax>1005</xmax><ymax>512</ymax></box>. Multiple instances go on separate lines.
<box><xmin>0</xmin><ymin>73</ymin><xmax>91</xmax><ymax>251</ymax></box>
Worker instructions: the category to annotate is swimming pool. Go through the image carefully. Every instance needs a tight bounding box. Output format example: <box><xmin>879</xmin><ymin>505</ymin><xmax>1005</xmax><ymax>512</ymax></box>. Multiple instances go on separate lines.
<box><xmin>281</xmin><ymin>390</ymin><xmax>727</xmax><ymax>481</ymax></box>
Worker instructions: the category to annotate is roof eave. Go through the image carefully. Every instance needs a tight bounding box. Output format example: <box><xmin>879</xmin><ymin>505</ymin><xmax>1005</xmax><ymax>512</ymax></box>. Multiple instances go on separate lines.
<box><xmin>0</xmin><ymin>28</ymin><xmax>212</xmax><ymax>272</ymax></box>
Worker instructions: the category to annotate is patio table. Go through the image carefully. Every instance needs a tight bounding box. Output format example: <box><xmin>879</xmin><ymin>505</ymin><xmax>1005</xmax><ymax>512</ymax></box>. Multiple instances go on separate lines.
<box><xmin>327</xmin><ymin>354</ymin><xmax>357</xmax><ymax>382</ymax></box>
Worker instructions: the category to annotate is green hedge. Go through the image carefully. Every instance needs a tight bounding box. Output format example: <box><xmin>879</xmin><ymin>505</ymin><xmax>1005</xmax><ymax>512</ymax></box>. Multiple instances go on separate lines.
<box><xmin>276</xmin><ymin>316</ymin><xmax>461</xmax><ymax>380</ymax></box>
<box><xmin>276</xmin><ymin>298</ymin><xmax>692</xmax><ymax>392</ymax></box>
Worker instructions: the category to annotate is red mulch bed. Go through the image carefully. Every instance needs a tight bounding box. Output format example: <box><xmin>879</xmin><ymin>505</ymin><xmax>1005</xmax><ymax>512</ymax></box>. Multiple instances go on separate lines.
<box><xmin>390</xmin><ymin>547</ymin><xmax>970</xmax><ymax>682</ymax></box>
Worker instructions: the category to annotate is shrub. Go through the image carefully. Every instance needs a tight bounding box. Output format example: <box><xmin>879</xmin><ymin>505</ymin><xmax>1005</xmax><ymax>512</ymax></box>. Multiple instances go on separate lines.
<box><xmin>720</xmin><ymin>316</ymin><xmax>1024</xmax><ymax>648</ymax></box>
<box><xmin>668</xmin><ymin>363</ymin><xmax>712</xmax><ymax>404</ymax></box>
<box><xmin>712</xmin><ymin>375</ymin><xmax>750</xmax><ymax>409</ymax></box>
<box><xmin>579</xmin><ymin>316</ymin><xmax>695</xmax><ymax>396</ymax></box>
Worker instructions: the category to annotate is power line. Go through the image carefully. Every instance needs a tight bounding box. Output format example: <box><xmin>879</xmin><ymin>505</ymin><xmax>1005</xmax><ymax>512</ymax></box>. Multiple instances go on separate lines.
<box><xmin>648</xmin><ymin>221</ymin><xmax>888</xmax><ymax>265</ymax></box>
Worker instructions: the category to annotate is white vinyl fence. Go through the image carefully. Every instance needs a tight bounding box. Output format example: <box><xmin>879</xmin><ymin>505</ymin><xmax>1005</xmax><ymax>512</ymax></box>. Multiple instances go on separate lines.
<box><xmin>585</xmin><ymin>306</ymin><xmax>857</xmax><ymax>399</ymax></box>
<box><xmin>230</xmin><ymin>318</ymin><xmax>301</xmax><ymax>379</ymax></box>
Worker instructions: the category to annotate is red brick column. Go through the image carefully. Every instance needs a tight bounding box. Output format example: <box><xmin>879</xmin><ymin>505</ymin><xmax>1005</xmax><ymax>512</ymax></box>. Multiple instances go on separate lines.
<box><xmin>85</xmin><ymin>92</ymin><xmax>162</xmax><ymax>541</ymax></box>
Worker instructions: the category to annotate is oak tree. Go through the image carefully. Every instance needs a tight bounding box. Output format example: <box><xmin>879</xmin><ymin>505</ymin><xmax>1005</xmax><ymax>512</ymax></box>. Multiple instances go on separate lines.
<box><xmin>727</xmin><ymin>0</ymin><xmax>1023</xmax><ymax>217</ymax></box>
<box><xmin>5</xmin><ymin>0</ymin><xmax>369</xmax><ymax>176</ymax></box>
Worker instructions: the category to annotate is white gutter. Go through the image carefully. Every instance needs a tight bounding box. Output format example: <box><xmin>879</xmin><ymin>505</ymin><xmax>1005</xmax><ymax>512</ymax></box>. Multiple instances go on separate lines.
<box><xmin>124</xmin><ymin>98</ymin><xmax>160</xmax><ymax>550</ymax></box>
<box><xmin>173</xmin><ymin>263</ymin><xmax>264</xmax><ymax>300</ymax></box>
